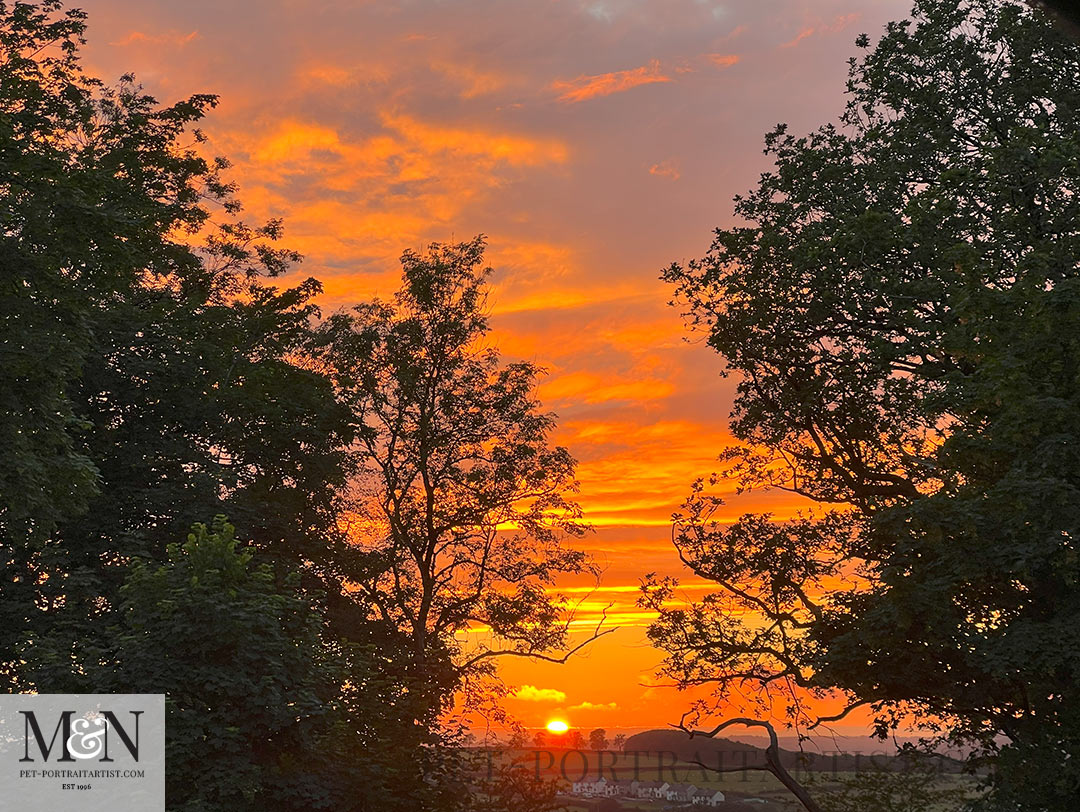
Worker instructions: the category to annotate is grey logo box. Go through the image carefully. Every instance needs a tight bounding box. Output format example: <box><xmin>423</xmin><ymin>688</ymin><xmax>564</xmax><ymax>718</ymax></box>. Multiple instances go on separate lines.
<box><xmin>0</xmin><ymin>694</ymin><xmax>164</xmax><ymax>812</ymax></box>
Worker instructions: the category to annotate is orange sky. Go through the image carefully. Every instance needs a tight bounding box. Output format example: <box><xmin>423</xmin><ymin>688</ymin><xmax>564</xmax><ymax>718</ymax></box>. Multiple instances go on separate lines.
<box><xmin>80</xmin><ymin>0</ymin><xmax>910</xmax><ymax>739</ymax></box>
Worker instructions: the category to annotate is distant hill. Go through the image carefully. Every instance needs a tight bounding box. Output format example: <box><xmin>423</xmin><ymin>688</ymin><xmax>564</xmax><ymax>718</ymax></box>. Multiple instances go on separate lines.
<box><xmin>625</xmin><ymin>729</ymin><xmax>759</xmax><ymax>755</ymax></box>
<box><xmin>622</xmin><ymin>729</ymin><xmax>963</xmax><ymax>773</ymax></box>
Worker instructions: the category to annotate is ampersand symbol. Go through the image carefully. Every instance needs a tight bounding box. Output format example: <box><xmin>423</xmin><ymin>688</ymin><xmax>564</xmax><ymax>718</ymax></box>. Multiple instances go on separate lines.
<box><xmin>67</xmin><ymin>716</ymin><xmax>108</xmax><ymax>760</ymax></box>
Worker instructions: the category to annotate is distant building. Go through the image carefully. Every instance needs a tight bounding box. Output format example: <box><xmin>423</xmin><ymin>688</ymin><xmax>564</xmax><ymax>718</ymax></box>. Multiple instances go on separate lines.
<box><xmin>571</xmin><ymin>777</ymin><xmax>622</xmax><ymax>797</ymax></box>
<box><xmin>570</xmin><ymin>777</ymin><xmax>708</xmax><ymax>802</ymax></box>
<box><xmin>664</xmin><ymin>783</ymin><xmax>699</xmax><ymax>802</ymax></box>
<box><xmin>691</xmin><ymin>788</ymin><xmax>727</xmax><ymax>806</ymax></box>
<box><xmin>632</xmin><ymin>780</ymin><xmax>670</xmax><ymax>799</ymax></box>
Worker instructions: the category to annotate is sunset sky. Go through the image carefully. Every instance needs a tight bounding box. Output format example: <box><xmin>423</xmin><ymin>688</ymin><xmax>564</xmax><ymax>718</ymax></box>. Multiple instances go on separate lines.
<box><xmin>80</xmin><ymin>0</ymin><xmax>912</xmax><ymax>737</ymax></box>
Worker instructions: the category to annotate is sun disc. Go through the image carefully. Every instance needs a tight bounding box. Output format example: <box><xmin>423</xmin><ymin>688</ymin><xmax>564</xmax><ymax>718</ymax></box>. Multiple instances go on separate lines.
<box><xmin>545</xmin><ymin>720</ymin><xmax>569</xmax><ymax>734</ymax></box>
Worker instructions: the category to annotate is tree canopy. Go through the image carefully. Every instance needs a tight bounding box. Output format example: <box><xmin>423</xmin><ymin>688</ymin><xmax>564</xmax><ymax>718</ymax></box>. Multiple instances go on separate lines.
<box><xmin>0</xmin><ymin>0</ymin><xmax>356</xmax><ymax>692</ymax></box>
<box><xmin>650</xmin><ymin>0</ymin><xmax>1080</xmax><ymax>808</ymax></box>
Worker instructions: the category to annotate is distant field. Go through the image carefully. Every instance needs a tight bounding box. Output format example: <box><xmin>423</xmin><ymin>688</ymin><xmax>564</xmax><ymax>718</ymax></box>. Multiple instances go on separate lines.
<box><xmin>493</xmin><ymin>747</ymin><xmax>814</xmax><ymax>807</ymax></box>
<box><xmin>482</xmin><ymin>748</ymin><xmax>978</xmax><ymax>810</ymax></box>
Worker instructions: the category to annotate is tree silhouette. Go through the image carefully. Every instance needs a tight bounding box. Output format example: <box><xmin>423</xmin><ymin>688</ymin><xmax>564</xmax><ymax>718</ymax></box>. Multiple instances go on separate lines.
<box><xmin>318</xmin><ymin>237</ymin><xmax>611</xmax><ymax>718</ymax></box>
<box><xmin>653</xmin><ymin>1</ymin><xmax>1080</xmax><ymax>809</ymax></box>
<box><xmin>588</xmin><ymin>728</ymin><xmax>608</xmax><ymax>751</ymax></box>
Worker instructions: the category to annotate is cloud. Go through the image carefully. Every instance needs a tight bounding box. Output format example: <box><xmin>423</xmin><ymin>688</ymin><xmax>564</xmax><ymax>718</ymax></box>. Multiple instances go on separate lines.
<box><xmin>297</xmin><ymin>62</ymin><xmax>390</xmax><ymax>88</ymax></box>
<box><xmin>552</xmin><ymin>60</ymin><xmax>672</xmax><ymax>103</ymax></box>
<box><xmin>707</xmin><ymin>53</ymin><xmax>740</xmax><ymax>69</ymax></box>
<box><xmin>380</xmin><ymin>112</ymin><xmax>568</xmax><ymax>167</ymax></box>
<box><xmin>539</xmin><ymin>370</ymin><xmax>674</xmax><ymax>405</ymax></box>
<box><xmin>649</xmin><ymin>159</ymin><xmax>680</xmax><ymax>180</ymax></box>
<box><xmin>781</xmin><ymin>14</ymin><xmax>860</xmax><ymax>48</ymax></box>
<box><xmin>570</xmin><ymin>701</ymin><xmax>619</xmax><ymax>711</ymax></box>
<box><xmin>515</xmin><ymin>685</ymin><xmax>568</xmax><ymax>703</ymax></box>
<box><xmin>209</xmin><ymin>111</ymin><xmax>570</xmax><ymax>274</ymax></box>
<box><xmin>110</xmin><ymin>30</ymin><xmax>199</xmax><ymax>48</ymax></box>
<box><xmin>430</xmin><ymin>60</ymin><xmax>508</xmax><ymax>98</ymax></box>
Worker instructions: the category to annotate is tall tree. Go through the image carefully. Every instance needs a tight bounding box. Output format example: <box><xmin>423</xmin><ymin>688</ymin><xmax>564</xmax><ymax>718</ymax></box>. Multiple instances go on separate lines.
<box><xmin>649</xmin><ymin>1</ymin><xmax>1080</xmax><ymax>809</ymax></box>
<box><xmin>0</xmin><ymin>0</ymin><xmax>243</xmax><ymax>683</ymax></box>
<box><xmin>318</xmin><ymin>237</ymin><xmax>607</xmax><ymax>720</ymax></box>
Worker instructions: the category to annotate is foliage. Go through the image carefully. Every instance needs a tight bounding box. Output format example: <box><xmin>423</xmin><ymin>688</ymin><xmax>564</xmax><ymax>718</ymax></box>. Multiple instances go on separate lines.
<box><xmin>104</xmin><ymin>517</ymin><xmax>332</xmax><ymax>811</ymax></box>
<box><xmin>102</xmin><ymin>516</ymin><xmax>473</xmax><ymax>812</ymax></box>
<box><xmin>652</xmin><ymin>0</ymin><xmax>1080</xmax><ymax>809</ymax></box>
<box><xmin>0</xmin><ymin>0</ymin><xmax>356</xmax><ymax>692</ymax></box>
<box><xmin>0</xmin><ymin>0</ymin><xmax>99</xmax><ymax>542</ymax></box>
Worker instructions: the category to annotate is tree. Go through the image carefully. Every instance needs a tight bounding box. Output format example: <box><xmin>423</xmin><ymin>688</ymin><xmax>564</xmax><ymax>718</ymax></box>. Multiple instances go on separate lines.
<box><xmin>588</xmin><ymin>728</ymin><xmax>608</xmax><ymax>751</ymax></box>
<box><xmin>612</xmin><ymin>734</ymin><xmax>626</xmax><ymax>752</ymax></box>
<box><xmin>0</xmin><ymin>0</ymin><xmax>242</xmax><ymax>682</ymax></box>
<box><xmin>651</xmin><ymin>0</ymin><xmax>1080</xmax><ymax>809</ymax></box>
<box><xmin>317</xmin><ymin>237</ymin><xmax>608</xmax><ymax>719</ymax></box>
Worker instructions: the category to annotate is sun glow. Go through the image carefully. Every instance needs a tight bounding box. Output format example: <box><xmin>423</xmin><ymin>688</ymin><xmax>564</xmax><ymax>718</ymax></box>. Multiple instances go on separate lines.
<box><xmin>545</xmin><ymin>720</ymin><xmax>569</xmax><ymax>734</ymax></box>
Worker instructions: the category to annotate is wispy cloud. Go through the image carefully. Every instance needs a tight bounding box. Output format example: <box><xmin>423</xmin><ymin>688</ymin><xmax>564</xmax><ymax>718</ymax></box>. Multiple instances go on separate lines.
<box><xmin>707</xmin><ymin>53</ymin><xmax>740</xmax><ymax>69</ymax></box>
<box><xmin>649</xmin><ymin>159</ymin><xmax>681</xmax><ymax>180</ymax></box>
<box><xmin>552</xmin><ymin>60</ymin><xmax>672</xmax><ymax>103</ymax></box>
<box><xmin>781</xmin><ymin>13</ymin><xmax>860</xmax><ymax>48</ymax></box>
<box><xmin>110</xmin><ymin>30</ymin><xmax>199</xmax><ymax>48</ymax></box>
<box><xmin>430</xmin><ymin>60</ymin><xmax>508</xmax><ymax>98</ymax></box>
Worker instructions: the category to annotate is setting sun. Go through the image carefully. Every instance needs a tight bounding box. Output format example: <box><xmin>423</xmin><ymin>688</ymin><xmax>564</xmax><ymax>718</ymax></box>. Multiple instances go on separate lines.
<box><xmin>545</xmin><ymin>720</ymin><xmax>569</xmax><ymax>735</ymax></box>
